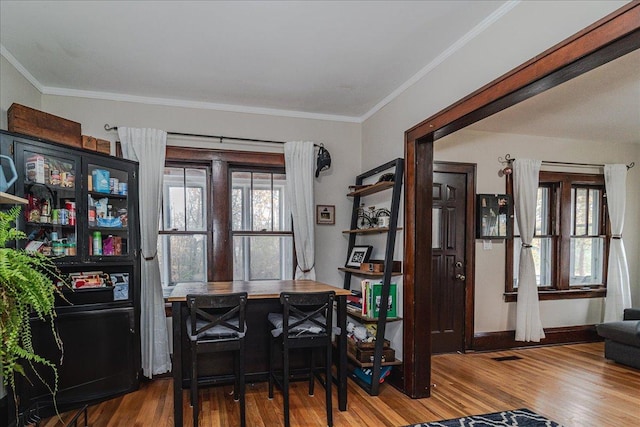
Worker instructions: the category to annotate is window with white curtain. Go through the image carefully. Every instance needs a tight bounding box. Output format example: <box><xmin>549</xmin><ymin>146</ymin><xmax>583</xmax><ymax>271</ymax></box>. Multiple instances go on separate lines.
<box><xmin>506</xmin><ymin>171</ymin><xmax>608</xmax><ymax>300</ymax></box>
<box><xmin>158</xmin><ymin>166</ymin><xmax>208</xmax><ymax>289</ymax></box>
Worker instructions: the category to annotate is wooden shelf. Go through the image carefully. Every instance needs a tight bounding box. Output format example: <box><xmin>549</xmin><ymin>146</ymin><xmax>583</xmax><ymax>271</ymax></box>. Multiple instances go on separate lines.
<box><xmin>339</xmin><ymin>267</ymin><xmax>402</xmax><ymax>277</ymax></box>
<box><xmin>347</xmin><ymin>181</ymin><xmax>394</xmax><ymax>197</ymax></box>
<box><xmin>342</xmin><ymin>226</ymin><xmax>402</xmax><ymax>235</ymax></box>
<box><xmin>0</xmin><ymin>192</ymin><xmax>28</xmax><ymax>204</ymax></box>
<box><xmin>345</xmin><ymin>306</ymin><xmax>402</xmax><ymax>323</ymax></box>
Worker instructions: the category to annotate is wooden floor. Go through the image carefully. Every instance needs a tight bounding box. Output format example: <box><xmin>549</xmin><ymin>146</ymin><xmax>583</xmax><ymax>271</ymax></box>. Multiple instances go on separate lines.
<box><xmin>41</xmin><ymin>342</ymin><xmax>640</xmax><ymax>426</ymax></box>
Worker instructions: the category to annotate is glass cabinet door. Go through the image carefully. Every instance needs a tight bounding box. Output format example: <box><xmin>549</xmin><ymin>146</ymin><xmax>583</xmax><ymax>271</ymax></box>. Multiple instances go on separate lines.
<box><xmin>16</xmin><ymin>144</ymin><xmax>80</xmax><ymax>259</ymax></box>
<box><xmin>86</xmin><ymin>160</ymin><xmax>134</xmax><ymax>259</ymax></box>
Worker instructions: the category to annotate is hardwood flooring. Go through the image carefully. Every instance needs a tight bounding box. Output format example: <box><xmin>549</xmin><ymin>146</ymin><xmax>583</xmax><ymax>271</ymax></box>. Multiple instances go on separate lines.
<box><xmin>40</xmin><ymin>343</ymin><xmax>640</xmax><ymax>426</ymax></box>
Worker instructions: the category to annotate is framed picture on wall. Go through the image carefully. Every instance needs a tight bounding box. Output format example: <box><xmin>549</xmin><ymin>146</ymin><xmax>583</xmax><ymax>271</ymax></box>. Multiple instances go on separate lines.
<box><xmin>345</xmin><ymin>245</ymin><xmax>373</xmax><ymax>268</ymax></box>
<box><xmin>476</xmin><ymin>194</ymin><xmax>513</xmax><ymax>239</ymax></box>
<box><xmin>316</xmin><ymin>204</ymin><xmax>335</xmax><ymax>225</ymax></box>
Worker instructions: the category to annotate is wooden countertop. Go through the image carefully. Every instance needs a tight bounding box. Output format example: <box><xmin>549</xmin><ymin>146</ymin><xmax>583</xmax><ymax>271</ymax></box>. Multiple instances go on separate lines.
<box><xmin>167</xmin><ymin>279</ymin><xmax>351</xmax><ymax>302</ymax></box>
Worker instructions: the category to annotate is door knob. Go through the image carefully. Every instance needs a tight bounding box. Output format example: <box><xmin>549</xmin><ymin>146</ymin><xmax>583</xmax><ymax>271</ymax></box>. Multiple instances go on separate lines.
<box><xmin>455</xmin><ymin>261</ymin><xmax>463</xmax><ymax>268</ymax></box>
<box><xmin>455</xmin><ymin>274</ymin><xmax>466</xmax><ymax>281</ymax></box>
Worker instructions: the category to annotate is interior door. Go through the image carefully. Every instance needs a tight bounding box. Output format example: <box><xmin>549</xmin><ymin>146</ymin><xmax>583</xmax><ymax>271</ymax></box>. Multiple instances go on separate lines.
<box><xmin>431</xmin><ymin>167</ymin><xmax>471</xmax><ymax>354</ymax></box>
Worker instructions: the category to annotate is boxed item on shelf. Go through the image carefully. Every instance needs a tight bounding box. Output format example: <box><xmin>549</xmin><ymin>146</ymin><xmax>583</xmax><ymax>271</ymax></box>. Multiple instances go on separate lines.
<box><xmin>361</xmin><ymin>280</ymin><xmax>397</xmax><ymax>318</ymax></box>
<box><xmin>92</xmin><ymin>169</ymin><xmax>110</xmax><ymax>193</ymax></box>
<box><xmin>352</xmin><ymin>366</ymin><xmax>392</xmax><ymax>385</ymax></box>
<box><xmin>354</xmin><ymin>347</ymin><xmax>395</xmax><ymax>364</ymax></box>
<box><xmin>8</xmin><ymin>103</ymin><xmax>82</xmax><ymax>148</ymax></box>
<box><xmin>359</xmin><ymin>259</ymin><xmax>402</xmax><ymax>273</ymax></box>
<box><xmin>68</xmin><ymin>271</ymin><xmax>112</xmax><ymax>289</ymax></box>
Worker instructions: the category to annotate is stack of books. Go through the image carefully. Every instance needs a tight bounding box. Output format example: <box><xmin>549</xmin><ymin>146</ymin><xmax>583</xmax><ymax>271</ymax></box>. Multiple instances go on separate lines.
<box><xmin>348</xmin><ymin>280</ymin><xmax>397</xmax><ymax>318</ymax></box>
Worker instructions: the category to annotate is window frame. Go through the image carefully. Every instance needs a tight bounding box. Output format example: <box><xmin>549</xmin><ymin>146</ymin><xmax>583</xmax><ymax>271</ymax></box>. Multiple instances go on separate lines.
<box><xmin>505</xmin><ymin>171</ymin><xmax>609</xmax><ymax>301</ymax></box>
<box><xmin>158</xmin><ymin>161</ymin><xmax>212</xmax><ymax>289</ymax></box>
<box><xmin>164</xmin><ymin>147</ymin><xmax>288</xmax><ymax>282</ymax></box>
<box><xmin>230</xmin><ymin>166</ymin><xmax>294</xmax><ymax>281</ymax></box>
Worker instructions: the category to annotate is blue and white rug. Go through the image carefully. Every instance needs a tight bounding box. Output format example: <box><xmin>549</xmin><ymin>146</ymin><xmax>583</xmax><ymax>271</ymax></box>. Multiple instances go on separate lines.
<box><xmin>405</xmin><ymin>408</ymin><xmax>563</xmax><ymax>427</ymax></box>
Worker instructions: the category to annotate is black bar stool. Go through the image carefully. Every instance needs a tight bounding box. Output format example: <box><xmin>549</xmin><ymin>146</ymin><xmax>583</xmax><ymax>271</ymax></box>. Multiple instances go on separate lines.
<box><xmin>186</xmin><ymin>292</ymin><xmax>247</xmax><ymax>427</ymax></box>
<box><xmin>268</xmin><ymin>291</ymin><xmax>336</xmax><ymax>427</ymax></box>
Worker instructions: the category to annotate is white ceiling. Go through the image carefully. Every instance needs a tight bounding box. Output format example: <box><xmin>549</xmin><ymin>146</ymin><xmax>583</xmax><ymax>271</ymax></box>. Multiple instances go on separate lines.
<box><xmin>0</xmin><ymin>0</ymin><xmax>508</xmax><ymax>122</ymax></box>
<box><xmin>1</xmin><ymin>1</ymin><xmax>638</xmax><ymax>140</ymax></box>
<box><xmin>468</xmin><ymin>48</ymin><xmax>640</xmax><ymax>145</ymax></box>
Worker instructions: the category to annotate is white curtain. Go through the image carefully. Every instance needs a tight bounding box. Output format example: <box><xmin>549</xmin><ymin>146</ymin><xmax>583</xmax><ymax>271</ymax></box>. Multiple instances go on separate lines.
<box><xmin>284</xmin><ymin>141</ymin><xmax>316</xmax><ymax>280</ymax></box>
<box><xmin>603</xmin><ymin>164</ymin><xmax>631</xmax><ymax>322</ymax></box>
<box><xmin>513</xmin><ymin>159</ymin><xmax>545</xmax><ymax>342</ymax></box>
<box><xmin>118</xmin><ymin>127</ymin><xmax>171</xmax><ymax>377</ymax></box>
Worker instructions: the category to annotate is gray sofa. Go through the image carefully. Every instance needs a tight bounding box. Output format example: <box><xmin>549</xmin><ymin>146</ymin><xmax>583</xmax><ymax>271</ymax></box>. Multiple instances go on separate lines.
<box><xmin>596</xmin><ymin>308</ymin><xmax>640</xmax><ymax>369</ymax></box>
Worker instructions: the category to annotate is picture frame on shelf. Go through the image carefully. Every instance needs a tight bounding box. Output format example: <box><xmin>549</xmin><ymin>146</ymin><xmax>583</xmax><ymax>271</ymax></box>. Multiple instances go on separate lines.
<box><xmin>345</xmin><ymin>245</ymin><xmax>373</xmax><ymax>268</ymax></box>
<box><xmin>316</xmin><ymin>204</ymin><xmax>335</xmax><ymax>225</ymax></box>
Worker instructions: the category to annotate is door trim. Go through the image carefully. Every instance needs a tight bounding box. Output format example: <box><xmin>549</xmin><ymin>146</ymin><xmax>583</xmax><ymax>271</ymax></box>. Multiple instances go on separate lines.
<box><xmin>433</xmin><ymin>162</ymin><xmax>476</xmax><ymax>352</ymax></box>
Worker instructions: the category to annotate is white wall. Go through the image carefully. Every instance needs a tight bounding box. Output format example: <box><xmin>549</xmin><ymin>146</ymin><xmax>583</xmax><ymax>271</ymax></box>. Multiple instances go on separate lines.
<box><xmin>0</xmin><ymin>55</ymin><xmax>41</xmax><ymax>129</ymax></box>
<box><xmin>362</xmin><ymin>0</ymin><xmax>635</xmax><ymax>333</ymax></box>
<box><xmin>438</xmin><ymin>129</ymin><xmax>640</xmax><ymax>332</ymax></box>
<box><xmin>37</xmin><ymin>95</ymin><xmax>361</xmax><ymax>289</ymax></box>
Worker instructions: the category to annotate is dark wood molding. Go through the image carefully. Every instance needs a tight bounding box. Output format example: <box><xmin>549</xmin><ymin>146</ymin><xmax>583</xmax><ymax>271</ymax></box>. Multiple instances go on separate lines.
<box><xmin>164</xmin><ymin>146</ymin><xmax>285</xmax><ymax>281</ymax></box>
<box><xmin>472</xmin><ymin>325</ymin><xmax>602</xmax><ymax>352</ymax></box>
<box><xmin>403</xmin><ymin>4</ymin><xmax>638</xmax><ymax>398</ymax></box>
<box><xmin>165</xmin><ymin>146</ymin><xmax>284</xmax><ymax>165</ymax></box>
<box><xmin>407</xmin><ymin>2</ymin><xmax>640</xmax><ymax>142</ymax></box>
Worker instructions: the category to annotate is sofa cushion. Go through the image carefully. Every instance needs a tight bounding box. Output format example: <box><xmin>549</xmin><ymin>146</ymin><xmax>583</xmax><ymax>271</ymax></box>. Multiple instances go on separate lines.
<box><xmin>596</xmin><ymin>321</ymin><xmax>640</xmax><ymax>347</ymax></box>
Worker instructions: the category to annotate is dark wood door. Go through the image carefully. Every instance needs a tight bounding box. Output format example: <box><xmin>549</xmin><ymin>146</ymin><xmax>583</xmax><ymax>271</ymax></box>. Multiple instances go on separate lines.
<box><xmin>431</xmin><ymin>171</ymin><xmax>468</xmax><ymax>354</ymax></box>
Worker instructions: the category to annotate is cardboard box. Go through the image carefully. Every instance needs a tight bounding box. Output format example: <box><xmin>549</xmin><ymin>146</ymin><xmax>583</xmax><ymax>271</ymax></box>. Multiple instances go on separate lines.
<box><xmin>8</xmin><ymin>103</ymin><xmax>81</xmax><ymax>148</ymax></box>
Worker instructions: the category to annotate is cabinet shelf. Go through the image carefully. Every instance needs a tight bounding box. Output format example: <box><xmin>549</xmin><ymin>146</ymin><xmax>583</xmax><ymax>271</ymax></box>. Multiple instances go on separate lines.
<box><xmin>347</xmin><ymin>181</ymin><xmax>394</xmax><ymax>197</ymax></box>
<box><xmin>26</xmin><ymin>221</ymin><xmax>75</xmax><ymax>229</ymax></box>
<box><xmin>338</xmin><ymin>267</ymin><xmax>402</xmax><ymax>277</ymax></box>
<box><xmin>88</xmin><ymin>226</ymin><xmax>129</xmax><ymax>233</ymax></box>
<box><xmin>89</xmin><ymin>191</ymin><xmax>127</xmax><ymax>200</ymax></box>
<box><xmin>0</xmin><ymin>192</ymin><xmax>28</xmax><ymax>204</ymax></box>
<box><xmin>342</xmin><ymin>227</ymin><xmax>402</xmax><ymax>235</ymax></box>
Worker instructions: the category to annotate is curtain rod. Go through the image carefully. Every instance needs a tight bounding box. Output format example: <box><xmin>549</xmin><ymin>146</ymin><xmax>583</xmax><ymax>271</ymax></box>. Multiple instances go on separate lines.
<box><xmin>498</xmin><ymin>153</ymin><xmax>635</xmax><ymax>170</ymax></box>
<box><xmin>104</xmin><ymin>124</ymin><xmax>322</xmax><ymax>147</ymax></box>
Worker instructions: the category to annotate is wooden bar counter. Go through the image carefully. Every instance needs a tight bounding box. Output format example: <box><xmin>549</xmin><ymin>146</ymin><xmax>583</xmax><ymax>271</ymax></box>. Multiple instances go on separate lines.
<box><xmin>167</xmin><ymin>280</ymin><xmax>351</xmax><ymax>427</ymax></box>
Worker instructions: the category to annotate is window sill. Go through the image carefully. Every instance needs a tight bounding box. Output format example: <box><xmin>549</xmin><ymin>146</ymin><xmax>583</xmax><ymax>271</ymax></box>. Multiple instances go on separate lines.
<box><xmin>504</xmin><ymin>287</ymin><xmax>606</xmax><ymax>302</ymax></box>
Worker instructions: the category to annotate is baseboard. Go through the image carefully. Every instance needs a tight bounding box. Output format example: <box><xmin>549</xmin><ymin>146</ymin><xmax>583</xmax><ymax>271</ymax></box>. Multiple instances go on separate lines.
<box><xmin>472</xmin><ymin>324</ymin><xmax>602</xmax><ymax>352</ymax></box>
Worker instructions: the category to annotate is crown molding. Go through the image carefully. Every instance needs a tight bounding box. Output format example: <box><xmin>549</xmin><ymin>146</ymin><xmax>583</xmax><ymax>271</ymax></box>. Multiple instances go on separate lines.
<box><xmin>2</xmin><ymin>1</ymin><xmax>518</xmax><ymax>125</ymax></box>
<box><xmin>0</xmin><ymin>44</ymin><xmax>43</xmax><ymax>92</ymax></box>
<box><xmin>358</xmin><ymin>0</ymin><xmax>521</xmax><ymax>123</ymax></box>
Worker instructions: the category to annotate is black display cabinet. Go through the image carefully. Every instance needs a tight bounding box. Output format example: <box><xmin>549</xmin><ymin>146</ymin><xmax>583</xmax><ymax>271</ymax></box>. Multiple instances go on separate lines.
<box><xmin>0</xmin><ymin>130</ymin><xmax>140</xmax><ymax>424</ymax></box>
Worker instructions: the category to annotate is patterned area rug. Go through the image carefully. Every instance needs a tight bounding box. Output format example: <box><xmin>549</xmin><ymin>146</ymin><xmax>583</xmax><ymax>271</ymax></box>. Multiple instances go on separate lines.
<box><xmin>405</xmin><ymin>408</ymin><xmax>563</xmax><ymax>427</ymax></box>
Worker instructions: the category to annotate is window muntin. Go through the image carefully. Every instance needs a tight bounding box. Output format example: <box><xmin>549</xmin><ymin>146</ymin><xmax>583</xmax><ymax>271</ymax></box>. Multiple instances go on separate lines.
<box><xmin>507</xmin><ymin>172</ymin><xmax>607</xmax><ymax>298</ymax></box>
<box><xmin>231</xmin><ymin>170</ymin><xmax>293</xmax><ymax>281</ymax></box>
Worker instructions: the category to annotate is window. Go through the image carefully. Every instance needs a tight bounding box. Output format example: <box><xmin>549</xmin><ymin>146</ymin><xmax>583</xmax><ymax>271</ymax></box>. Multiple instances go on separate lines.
<box><xmin>158</xmin><ymin>166</ymin><xmax>208</xmax><ymax>289</ymax></box>
<box><xmin>231</xmin><ymin>169</ymin><xmax>293</xmax><ymax>281</ymax></box>
<box><xmin>160</xmin><ymin>148</ymin><xmax>289</xmax><ymax>287</ymax></box>
<box><xmin>506</xmin><ymin>171</ymin><xmax>608</xmax><ymax>300</ymax></box>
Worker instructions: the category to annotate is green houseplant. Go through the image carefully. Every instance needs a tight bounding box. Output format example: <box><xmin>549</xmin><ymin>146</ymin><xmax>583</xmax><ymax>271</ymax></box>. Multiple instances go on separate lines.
<box><xmin>0</xmin><ymin>205</ymin><xmax>66</xmax><ymax>418</ymax></box>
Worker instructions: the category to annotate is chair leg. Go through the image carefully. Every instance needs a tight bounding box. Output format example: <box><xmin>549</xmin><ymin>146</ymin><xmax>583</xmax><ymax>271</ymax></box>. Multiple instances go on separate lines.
<box><xmin>268</xmin><ymin>337</ymin><xmax>274</xmax><ymax>399</ymax></box>
<box><xmin>191</xmin><ymin>348</ymin><xmax>199</xmax><ymax>427</ymax></box>
<box><xmin>239</xmin><ymin>341</ymin><xmax>246</xmax><ymax>427</ymax></box>
<box><xmin>309</xmin><ymin>348</ymin><xmax>315</xmax><ymax>396</ymax></box>
<box><xmin>283</xmin><ymin>344</ymin><xmax>290</xmax><ymax>427</ymax></box>
<box><xmin>233</xmin><ymin>351</ymin><xmax>240</xmax><ymax>401</ymax></box>
<box><xmin>325</xmin><ymin>343</ymin><xmax>333</xmax><ymax>427</ymax></box>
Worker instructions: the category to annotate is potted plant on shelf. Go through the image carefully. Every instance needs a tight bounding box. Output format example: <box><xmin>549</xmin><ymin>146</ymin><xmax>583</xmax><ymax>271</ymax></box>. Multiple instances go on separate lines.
<box><xmin>0</xmin><ymin>205</ymin><xmax>66</xmax><ymax>423</ymax></box>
